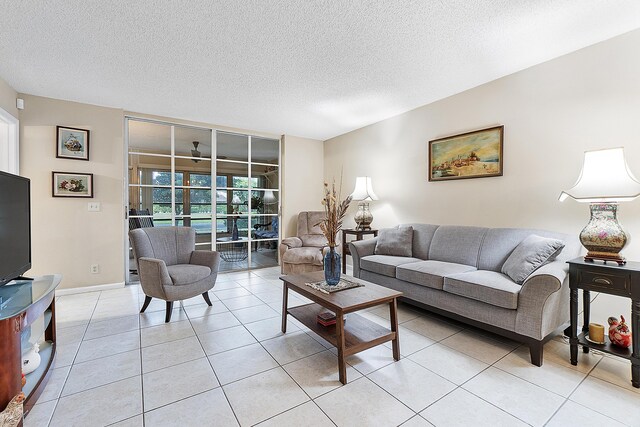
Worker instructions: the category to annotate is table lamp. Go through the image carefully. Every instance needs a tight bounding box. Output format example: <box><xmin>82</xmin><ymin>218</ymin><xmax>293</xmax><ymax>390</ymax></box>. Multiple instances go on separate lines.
<box><xmin>559</xmin><ymin>147</ymin><xmax>640</xmax><ymax>265</ymax></box>
<box><xmin>351</xmin><ymin>176</ymin><xmax>378</xmax><ymax>230</ymax></box>
<box><xmin>263</xmin><ymin>190</ymin><xmax>277</xmax><ymax>205</ymax></box>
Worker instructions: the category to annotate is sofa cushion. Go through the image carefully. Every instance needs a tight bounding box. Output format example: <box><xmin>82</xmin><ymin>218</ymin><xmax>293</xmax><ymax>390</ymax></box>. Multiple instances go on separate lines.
<box><xmin>397</xmin><ymin>260</ymin><xmax>477</xmax><ymax>290</ymax></box>
<box><xmin>401</xmin><ymin>223</ymin><xmax>439</xmax><ymax>260</ymax></box>
<box><xmin>374</xmin><ymin>226</ymin><xmax>413</xmax><ymax>257</ymax></box>
<box><xmin>443</xmin><ymin>270</ymin><xmax>521</xmax><ymax>309</ymax></box>
<box><xmin>282</xmin><ymin>246</ymin><xmax>324</xmax><ymax>265</ymax></box>
<box><xmin>478</xmin><ymin>228</ymin><xmax>569</xmax><ymax>272</ymax></box>
<box><xmin>360</xmin><ymin>255</ymin><xmax>423</xmax><ymax>278</ymax></box>
<box><xmin>166</xmin><ymin>264</ymin><xmax>211</xmax><ymax>285</ymax></box>
<box><xmin>501</xmin><ymin>234</ymin><xmax>565</xmax><ymax>284</ymax></box>
<box><xmin>428</xmin><ymin>225</ymin><xmax>488</xmax><ymax>267</ymax></box>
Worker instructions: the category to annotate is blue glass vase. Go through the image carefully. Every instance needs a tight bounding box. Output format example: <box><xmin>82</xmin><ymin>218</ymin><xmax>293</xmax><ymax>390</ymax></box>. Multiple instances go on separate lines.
<box><xmin>324</xmin><ymin>247</ymin><xmax>341</xmax><ymax>285</ymax></box>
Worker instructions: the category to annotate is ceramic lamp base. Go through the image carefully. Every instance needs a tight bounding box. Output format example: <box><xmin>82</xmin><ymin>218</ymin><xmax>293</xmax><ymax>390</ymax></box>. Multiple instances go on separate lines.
<box><xmin>580</xmin><ymin>203</ymin><xmax>627</xmax><ymax>265</ymax></box>
<box><xmin>584</xmin><ymin>252</ymin><xmax>626</xmax><ymax>265</ymax></box>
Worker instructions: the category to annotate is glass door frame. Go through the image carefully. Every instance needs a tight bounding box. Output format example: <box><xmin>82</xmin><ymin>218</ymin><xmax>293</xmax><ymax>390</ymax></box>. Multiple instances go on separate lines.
<box><xmin>124</xmin><ymin>116</ymin><xmax>281</xmax><ymax>283</ymax></box>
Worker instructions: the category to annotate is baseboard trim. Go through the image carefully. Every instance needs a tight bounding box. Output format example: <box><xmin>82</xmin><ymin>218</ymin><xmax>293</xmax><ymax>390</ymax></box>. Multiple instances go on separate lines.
<box><xmin>56</xmin><ymin>282</ymin><xmax>125</xmax><ymax>296</ymax></box>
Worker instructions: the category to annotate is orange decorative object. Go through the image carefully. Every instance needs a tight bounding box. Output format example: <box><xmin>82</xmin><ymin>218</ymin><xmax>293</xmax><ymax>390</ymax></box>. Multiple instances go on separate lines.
<box><xmin>20</xmin><ymin>373</ymin><xmax>25</xmax><ymax>388</ymax></box>
<box><xmin>608</xmin><ymin>315</ymin><xmax>632</xmax><ymax>348</ymax></box>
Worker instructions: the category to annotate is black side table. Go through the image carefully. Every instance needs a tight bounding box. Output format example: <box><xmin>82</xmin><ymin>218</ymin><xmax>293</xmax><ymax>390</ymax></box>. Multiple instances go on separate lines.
<box><xmin>341</xmin><ymin>229</ymin><xmax>378</xmax><ymax>274</ymax></box>
<box><xmin>567</xmin><ymin>257</ymin><xmax>639</xmax><ymax>388</ymax></box>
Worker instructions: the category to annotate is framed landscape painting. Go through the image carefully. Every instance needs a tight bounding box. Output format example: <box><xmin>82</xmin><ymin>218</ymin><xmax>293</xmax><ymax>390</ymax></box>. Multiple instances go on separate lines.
<box><xmin>56</xmin><ymin>126</ymin><xmax>90</xmax><ymax>160</ymax></box>
<box><xmin>52</xmin><ymin>172</ymin><xmax>93</xmax><ymax>198</ymax></box>
<box><xmin>428</xmin><ymin>125</ymin><xmax>504</xmax><ymax>182</ymax></box>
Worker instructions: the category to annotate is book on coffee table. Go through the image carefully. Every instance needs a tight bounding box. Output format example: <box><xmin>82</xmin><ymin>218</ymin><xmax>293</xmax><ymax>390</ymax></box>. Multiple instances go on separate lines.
<box><xmin>317</xmin><ymin>311</ymin><xmax>336</xmax><ymax>326</ymax></box>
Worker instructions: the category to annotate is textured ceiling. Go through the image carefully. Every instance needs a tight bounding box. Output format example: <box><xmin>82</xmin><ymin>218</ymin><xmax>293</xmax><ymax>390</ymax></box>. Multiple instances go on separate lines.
<box><xmin>1</xmin><ymin>1</ymin><xmax>639</xmax><ymax>140</ymax></box>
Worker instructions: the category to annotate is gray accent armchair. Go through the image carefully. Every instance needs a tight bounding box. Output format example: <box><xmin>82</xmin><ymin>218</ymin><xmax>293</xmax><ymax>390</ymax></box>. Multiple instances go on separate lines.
<box><xmin>129</xmin><ymin>226</ymin><xmax>221</xmax><ymax>322</ymax></box>
<box><xmin>279</xmin><ymin>211</ymin><xmax>339</xmax><ymax>274</ymax></box>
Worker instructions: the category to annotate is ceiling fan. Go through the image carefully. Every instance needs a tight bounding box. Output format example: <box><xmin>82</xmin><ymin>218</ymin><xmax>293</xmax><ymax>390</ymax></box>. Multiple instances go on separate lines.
<box><xmin>191</xmin><ymin>141</ymin><xmax>211</xmax><ymax>163</ymax></box>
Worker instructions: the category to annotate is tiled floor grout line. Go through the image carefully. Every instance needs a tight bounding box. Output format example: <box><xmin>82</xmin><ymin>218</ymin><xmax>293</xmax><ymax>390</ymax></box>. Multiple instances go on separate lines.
<box><xmin>45</xmin><ymin>292</ymin><xmax>101</xmax><ymax>427</ymax></box>
<box><xmin>560</xmin><ymin>354</ymin><xmax>633</xmax><ymax>424</ymax></box>
<box><xmin>138</xmin><ymin>295</ymin><xmax>145</xmax><ymax>427</ymax></box>
<box><xmin>454</xmin><ymin>351</ymin><xmax>536</xmax><ymax>427</ymax></box>
<box><xmin>396</xmin><ymin>320</ymin><xmax>534</xmax><ymax>426</ymax></box>
<box><xmin>237</xmin><ymin>285</ymin><xmax>354</xmax><ymax>426</ymax></box>
<box><xmin>542</xmin><ymin>349</ymin><xmax>608</xmax><ymax>426</ymax></box>
<box><xmin>184</xmin><ymin>299</ymin><xmax>244</xmax><ymax>427</ymax></box>
<box><xmin>360</xmin><ymin>374</ymin><xmax>420</xmax><ymax>422</ymax></box>
<box><xmin>41</xmin><ymin>270</ymin><xmax>637</xmax><ymax>427</ymax></box>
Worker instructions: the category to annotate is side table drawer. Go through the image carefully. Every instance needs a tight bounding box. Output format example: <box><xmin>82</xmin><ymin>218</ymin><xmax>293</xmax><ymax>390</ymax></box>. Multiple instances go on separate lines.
<box><xmin>577</xmin><ymin>269</ymin><xmax>631</xmax><ymax>296</ymax></box>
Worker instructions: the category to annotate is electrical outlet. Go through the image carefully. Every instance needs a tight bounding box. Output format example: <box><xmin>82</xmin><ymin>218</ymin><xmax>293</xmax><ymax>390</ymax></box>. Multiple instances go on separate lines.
<box><xmin>90</xmin><ymin>264</ymin><xmax>99</xmax><ymax>274</ymax></box>
<box><xmin>88</xmin><ymin>202</ymin><xmax>101</xmax><ymax>212</ymax></box>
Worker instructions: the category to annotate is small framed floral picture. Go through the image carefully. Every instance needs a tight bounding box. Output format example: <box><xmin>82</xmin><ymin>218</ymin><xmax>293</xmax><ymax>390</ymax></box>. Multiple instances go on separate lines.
<box><xmin>56</xmin><ymin>126</ymin><xmax>90</xmax><ymax>160</ymax></box>
<box><xmin>52</xmin><ymin>172</ymin><xmax>94</xmax><ymax>198</ymax></box>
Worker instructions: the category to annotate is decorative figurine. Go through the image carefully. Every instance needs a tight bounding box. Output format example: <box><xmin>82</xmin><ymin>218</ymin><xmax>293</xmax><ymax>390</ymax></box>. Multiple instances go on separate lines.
<box><xmin>608</xmin><ymin>315</ymin><xmax>632</xmax><ymax>348</ymax></box>
<box><xmin>22</xmin><ymin>343</ymin><xmax>41</xmax><ymax>375</ymax></box>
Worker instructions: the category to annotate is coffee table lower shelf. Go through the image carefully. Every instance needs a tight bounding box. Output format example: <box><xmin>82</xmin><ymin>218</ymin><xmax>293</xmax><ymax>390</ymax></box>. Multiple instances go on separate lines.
<box><xmin>287</xmin><ymin>303</ymin><xmax>396</xmax><ymax>357</ymax></box>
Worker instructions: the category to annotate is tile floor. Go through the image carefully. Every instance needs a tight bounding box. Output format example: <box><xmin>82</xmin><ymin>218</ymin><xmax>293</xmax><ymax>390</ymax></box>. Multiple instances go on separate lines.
<box><xmin>27</xmin><ymin>266</ymin><xmax>640</xmax><ymax>427</ymax></box>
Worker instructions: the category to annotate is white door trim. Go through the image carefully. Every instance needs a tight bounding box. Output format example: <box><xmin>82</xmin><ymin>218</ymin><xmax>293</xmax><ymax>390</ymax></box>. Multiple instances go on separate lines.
<box><xmin>0</xmin><ymin>106</ymin><xmax>19</xmax><ymax>174</ymax></box>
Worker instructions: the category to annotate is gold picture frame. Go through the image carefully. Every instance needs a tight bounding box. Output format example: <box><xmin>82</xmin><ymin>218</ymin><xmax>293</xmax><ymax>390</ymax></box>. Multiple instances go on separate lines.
<box><xmin>428</xmin><ymin>125</ymin><xmax>504</xmax><ymax>181</ymax></box>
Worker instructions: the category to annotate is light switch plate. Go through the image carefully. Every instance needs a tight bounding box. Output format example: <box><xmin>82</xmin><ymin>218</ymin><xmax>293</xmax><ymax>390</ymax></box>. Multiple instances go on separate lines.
<box><xmin>88</xmin><ymin>202</ymin><xmax>101</xmax><ymax>211</ymax></box>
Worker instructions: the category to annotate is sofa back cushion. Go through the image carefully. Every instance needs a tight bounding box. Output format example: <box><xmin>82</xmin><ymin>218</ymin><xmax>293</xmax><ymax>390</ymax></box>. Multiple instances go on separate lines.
<box><xmin>401</xmin><ymin>223</ymin><xmax>439</xmax><ymax>260</ymax></box>
<box><xmin>428</xmin><ymin>225</ymin><xmax>488</xmax><ymax>267</ymax></box>
<box><xmin>297</xmin><ymin>211</ymin><xmax>325</xmax><ymax>236</ymax></box>
<box><xmin>478</xmin><ymin>228</ymin><xmax>573</xmax><ymax>272</ymax></box>
<box><xmin>129</xmin><ymin>226</ymin><xmax>195</xmax><ymax>266</ymax></box>
<box><xmin>296</xmin><ymin>211</ymin><xmax>328</xmax><ymax>247</ymax></box>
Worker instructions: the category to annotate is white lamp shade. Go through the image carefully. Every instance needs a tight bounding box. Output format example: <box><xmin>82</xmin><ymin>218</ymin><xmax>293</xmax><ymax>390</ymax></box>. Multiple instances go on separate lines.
<box><xmin>559</xmin><ymin>147</ymin><xmax>640</xmax><ymax>203</ymax></box>
<box><xmin>351</xmin><ymin>176</ymin><xmax>378</xmax><ymax>201</ymax></box>
<box><xmin>263</xmin><ymin>190</ymin><xmax>277</xmax><ymax>204</ymax></box>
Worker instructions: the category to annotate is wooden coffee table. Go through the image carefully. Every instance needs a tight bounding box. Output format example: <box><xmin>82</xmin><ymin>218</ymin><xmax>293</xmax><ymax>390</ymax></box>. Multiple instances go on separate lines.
<box><xmin>280</xmin><ymin>271</ymin><xmax>402</xmax><ymax>384</ymax></box>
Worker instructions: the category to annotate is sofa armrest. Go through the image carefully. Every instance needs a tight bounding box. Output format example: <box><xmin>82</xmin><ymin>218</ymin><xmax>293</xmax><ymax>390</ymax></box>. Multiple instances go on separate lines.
<box><xmin>281</xmin><ymin>237</ymin><xmax>303</xmax><ymax>249</ymax></box>
<box><xmin>515</xmin><ymin>261</ymin><xmax>569</xmax><ymax>339</ymax></box>
<box><xmin>138</xmin><ymin>257</ymin><xmax>172</xmax><ymax>299</ymax></box>
<box><xmin>190</xmin><ymin>250</ymin><xmax>221</xmax><ymax>272</ymax></box>
<box><xmin>349</xmin><ymin>237</ymin><xmax>378</xmax><ymax>278</ymax></box>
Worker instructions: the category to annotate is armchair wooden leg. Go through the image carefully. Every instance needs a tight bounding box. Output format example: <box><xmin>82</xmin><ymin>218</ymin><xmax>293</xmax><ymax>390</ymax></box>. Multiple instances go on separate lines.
<box><xmin>529</xmin><ymin>341</ymin><xmax>544</xmax><ymax>366</ymax></box>
<box><xmin>165</xmin><ymin>301</ymin><xmax>173</xmax><ymax>323</ymax></box>
<box><xmin>202</xmin><ymin>292</ymin><xmax>213</xmax><ymax>306</ymax></box>
<box><xmin>140</xmin><ymin>296</ymin><xmax>152</xmax><ymax>313</ymax></box>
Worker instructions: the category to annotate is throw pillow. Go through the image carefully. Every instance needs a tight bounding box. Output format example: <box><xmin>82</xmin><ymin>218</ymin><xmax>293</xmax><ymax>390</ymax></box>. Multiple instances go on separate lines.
<box><xmin>374</xmin><ymin>226</ymin><xmax>414</xmax><ymax>257</ymax></box>
<box><xmin>502</xmin><ymin>234</ymin><xmax>565</xmax><ymax>284</ymax></box>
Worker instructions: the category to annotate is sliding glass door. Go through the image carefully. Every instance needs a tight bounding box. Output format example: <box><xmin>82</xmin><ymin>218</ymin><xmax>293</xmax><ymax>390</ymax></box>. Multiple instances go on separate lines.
<box><xmin>125</xmin><ymin>118</ymin><xmax>280</xmax><ymax>283</ymax></box>
<box><xmin>215</xmin><ymin>132</ymin><xmax>280</xmax><ymax>270</ymax></box>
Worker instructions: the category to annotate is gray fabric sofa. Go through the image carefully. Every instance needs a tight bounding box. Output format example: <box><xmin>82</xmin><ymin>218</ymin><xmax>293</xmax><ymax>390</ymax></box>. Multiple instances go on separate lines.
<box><xmin>349</xmin><ymin>224</ymin><xmax>581</xmax><ymax>365</ymax></box>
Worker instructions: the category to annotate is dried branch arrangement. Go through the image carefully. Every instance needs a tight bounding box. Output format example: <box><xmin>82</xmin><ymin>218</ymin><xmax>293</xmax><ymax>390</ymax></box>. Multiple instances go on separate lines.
<box><xmin>319</xmin><ymin>179</ymin><xmax>352</xmax><ymax>247</ymax></box>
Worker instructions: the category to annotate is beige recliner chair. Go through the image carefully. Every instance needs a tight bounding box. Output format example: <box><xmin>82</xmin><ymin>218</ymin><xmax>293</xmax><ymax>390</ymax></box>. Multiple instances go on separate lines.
<box><xmin>279</xmin><ymin>211</ymin><xmax>341</xmax><ymax>274</ymax></box>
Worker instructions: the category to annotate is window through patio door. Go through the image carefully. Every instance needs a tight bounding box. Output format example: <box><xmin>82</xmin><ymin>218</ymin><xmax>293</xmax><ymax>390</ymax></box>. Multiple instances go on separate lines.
<box><xmin>125</xmin><ymin>118</ymin><xmax>280</xmax><ymax>284</ymax></box>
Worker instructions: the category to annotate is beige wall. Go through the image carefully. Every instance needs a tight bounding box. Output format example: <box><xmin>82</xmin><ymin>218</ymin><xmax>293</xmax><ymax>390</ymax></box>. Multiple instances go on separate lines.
<box><xmin>16</xmin><ymin>100</ymin><xmax>323</xmax><ymax>289</ymax></box>
<box><xmin>282</xmin><ymin>135</ymin><xmax>324</xmax><ymax>237</ymax></box>
<box><xmin>0</xmin><ymin>76</ymin><xmax>18</xmax><ymax>118</ymax></box>
<box><xmin>324</xmin><ymin>29</ymin><xmax>640</xmax><ymax>321</ymax></box>
<box><xmin>20</xmin><ymin>95</ymin><xmax>125</xmax><ymax>290</ymax></box>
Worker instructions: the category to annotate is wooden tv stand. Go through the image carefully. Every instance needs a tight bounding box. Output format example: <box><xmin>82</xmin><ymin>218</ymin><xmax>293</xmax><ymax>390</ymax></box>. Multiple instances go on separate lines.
<box><xmin>0</xmin><ymin>275</ymin><xmax>61</xmax><ymax>419</ymax></box>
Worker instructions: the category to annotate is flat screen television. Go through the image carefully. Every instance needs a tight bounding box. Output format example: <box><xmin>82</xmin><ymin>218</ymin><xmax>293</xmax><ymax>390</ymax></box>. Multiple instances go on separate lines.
<box><xmin>0</xmin><ymin>171</ymin><xmax>31</xmax><ymax>286</ymax></box>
